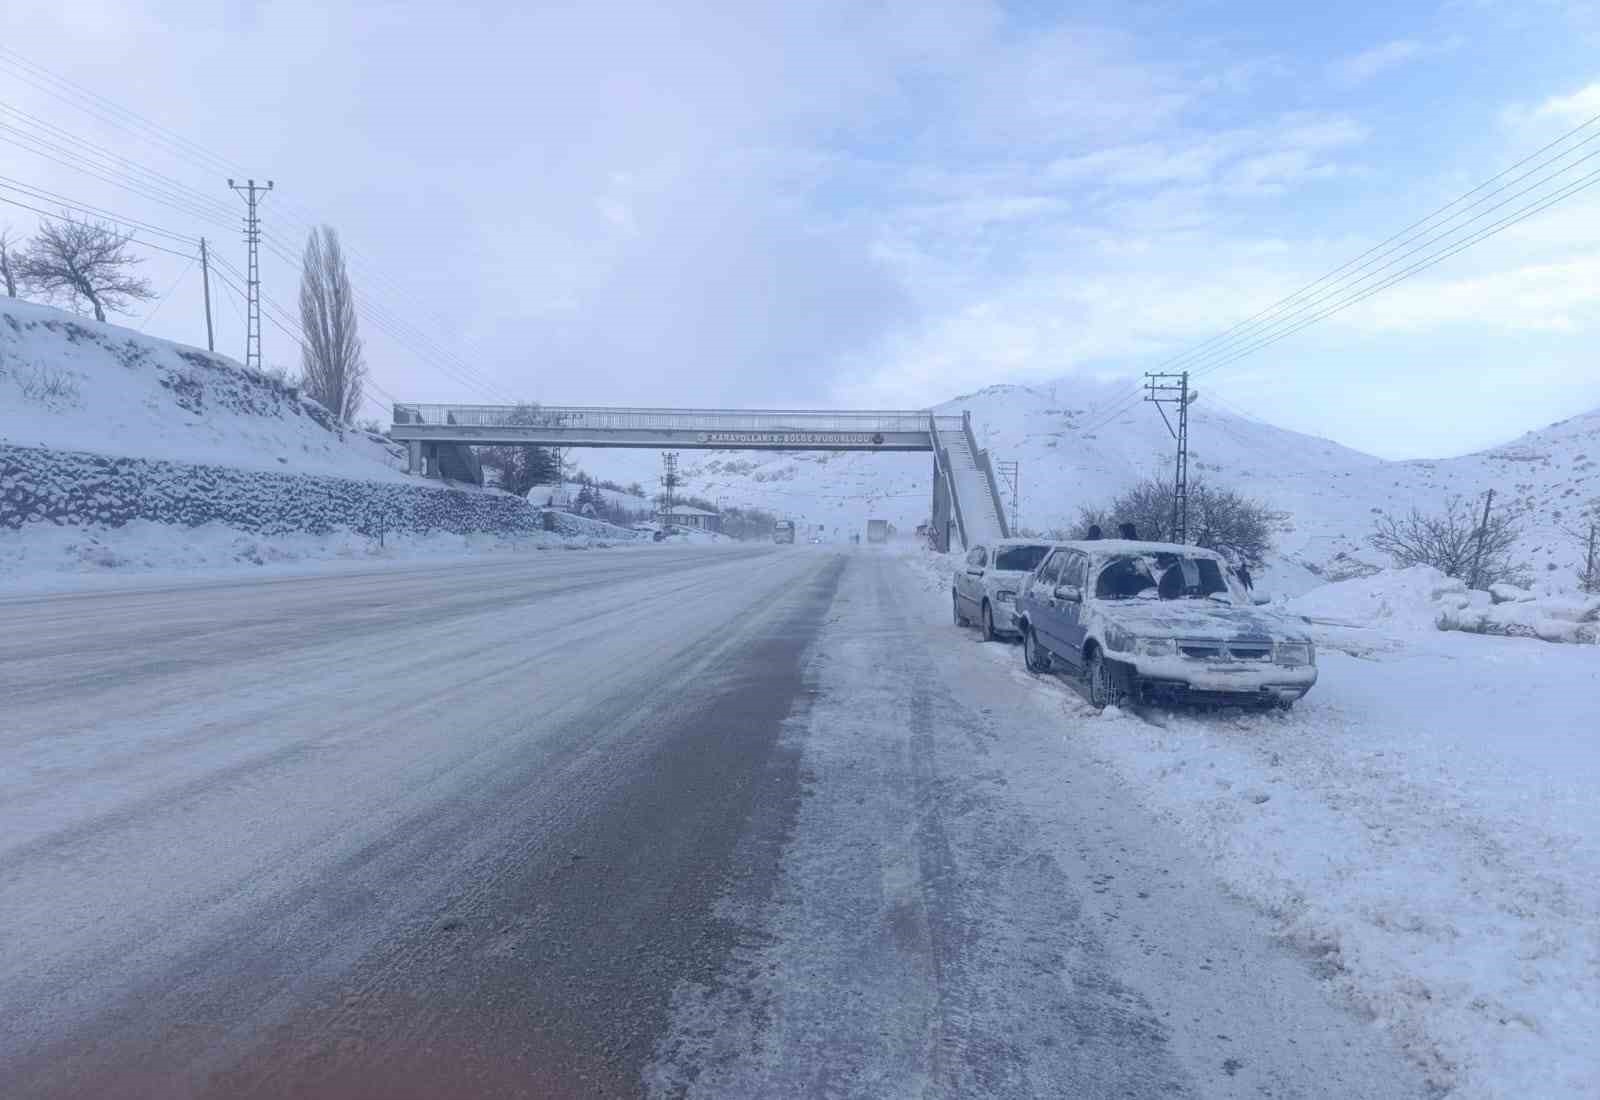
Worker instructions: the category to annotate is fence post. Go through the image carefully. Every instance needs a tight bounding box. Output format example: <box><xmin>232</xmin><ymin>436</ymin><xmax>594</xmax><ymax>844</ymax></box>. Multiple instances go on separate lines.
<box><xmin>1586</xmin><ymin>522</ymin><xmax>1596</xmax><ymax>594</ymax></box>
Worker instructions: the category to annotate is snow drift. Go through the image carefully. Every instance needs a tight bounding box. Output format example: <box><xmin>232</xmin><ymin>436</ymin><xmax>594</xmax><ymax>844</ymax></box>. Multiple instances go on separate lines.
<box><xmin>1288</xmin><ymin>565</ymin><xmax>1598</xmax><ymax>644</ymax></box>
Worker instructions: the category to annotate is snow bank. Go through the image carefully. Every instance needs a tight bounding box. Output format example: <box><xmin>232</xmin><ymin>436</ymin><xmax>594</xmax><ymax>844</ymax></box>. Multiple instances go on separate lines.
<box><xmin>1289</xmin><ymin>566</ymin><xmax>1598</xmax><ymax>644</ymax></box>
<box><xmin>1286</xmin><ymin>565</ymin><xmax>1473</xmax><ymax>631</ymax></box>
<box><xmin>909</xmin><ymin>553</ymin><xmax>1600</xmax><ymax>1099</ymax></box>
<box><xmin>1439</xmin><ymin>592</ymin><xmax>1600</xmax><ymax>644</ymax></box>
<box><xmin>1052</xmin><ymin>633</ymin><xmax>1600</xmax><ymax>1100</ymax></box>
<box><xmin>536</xmin><ymin>509</ymin><xmax>650</xmax><ymax>542</ymax></box>
<box><xmin>0</xmin><ymin>297</ymin><xmax>406</xmax><ymax>481</ymax></box>
<box><xmin>0</xmin><ymin>520</ymin><xmax>631</xmax><ymax>592</ymax></box>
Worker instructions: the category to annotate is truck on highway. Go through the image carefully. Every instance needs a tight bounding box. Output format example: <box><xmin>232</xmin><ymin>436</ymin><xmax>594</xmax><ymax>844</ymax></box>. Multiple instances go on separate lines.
<box><xmin>867</xmin><ymin>519</ymin><xmax>889</xmax><ymax>544</ymax></box>
<box><xmin>773</xmin><ymin>519</ymin><xmax>796</xmax><ymax>544</ymax></box>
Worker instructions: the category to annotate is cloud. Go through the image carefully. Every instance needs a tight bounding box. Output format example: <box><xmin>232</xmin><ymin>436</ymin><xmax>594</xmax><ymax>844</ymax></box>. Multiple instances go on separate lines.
<box><xmin>1332</xmin><ymin>39</ymin><xmax>1426</xmax><ymax>85</ymax></box>
<box><xmin>1338</xmin><ymin>255</ymin><xmax>1600</xmax><ymax>334</ymax></box>
<box><xmin>1330</xmin><ymin>37</ymin><xmax>1460</xmax><ymax>86</ymax></box>
<box><xmin>1533</xmin><ymin>81</ymin><xmax>1600</xmax><ymax>124</ymax></box>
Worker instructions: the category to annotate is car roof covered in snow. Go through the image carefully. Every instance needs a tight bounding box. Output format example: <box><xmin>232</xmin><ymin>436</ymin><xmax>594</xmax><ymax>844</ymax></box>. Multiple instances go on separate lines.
<box><xmin>984</xmin><ymin>537</ymin><xmax>1062</xmax><ymax>549</ymax></box>
<box><xmin>1058</xmin><ymin>539</ymin><xmax>1225</xmax><ymax>559</ymax></box>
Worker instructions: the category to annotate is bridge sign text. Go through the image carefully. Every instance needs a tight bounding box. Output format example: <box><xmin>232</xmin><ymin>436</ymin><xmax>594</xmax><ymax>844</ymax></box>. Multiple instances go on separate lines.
<box><xmin>697</xmin><ymin>431</ymin><xmax>885</xmax><ymax>446</ymax></box>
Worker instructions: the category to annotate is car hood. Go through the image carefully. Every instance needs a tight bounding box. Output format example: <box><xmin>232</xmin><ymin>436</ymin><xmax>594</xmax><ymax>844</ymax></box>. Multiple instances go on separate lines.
<box><xmin>1094</xmin><ymin>600</ymin><xmax>1311</xmax><ymax>643</ymax></box>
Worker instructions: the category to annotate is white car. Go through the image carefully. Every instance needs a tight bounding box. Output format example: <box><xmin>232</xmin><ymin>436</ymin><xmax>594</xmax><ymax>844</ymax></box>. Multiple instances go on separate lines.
<box><xmin>1015</xmin><ymin>540</ymin><xmax>1318</xmax><ymax>709</ymax></box>
<box><xmin>952</xmin><ymin>539</ymin><xmax>1059</xmax><ymax>641</ymax></box>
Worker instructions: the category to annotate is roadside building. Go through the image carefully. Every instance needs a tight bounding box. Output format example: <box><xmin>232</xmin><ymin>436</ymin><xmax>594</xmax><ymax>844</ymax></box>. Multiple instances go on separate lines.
<box><xmin>658</xmin><ymin>504</ymin><xmax>721</xmax><ymax>532</ymax></box>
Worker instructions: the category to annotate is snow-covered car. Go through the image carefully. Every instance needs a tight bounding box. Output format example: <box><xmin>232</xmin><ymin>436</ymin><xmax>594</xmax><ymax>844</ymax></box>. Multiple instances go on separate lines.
<box><xmin>952</xmin><ymin>539</ymin><xmax>1057</xmax><ymax>641</ymax></box>
<box><xmin>1016</xmin><ymin>540</ymin><xmax>1317</xmax><ymax>708</ymax></box>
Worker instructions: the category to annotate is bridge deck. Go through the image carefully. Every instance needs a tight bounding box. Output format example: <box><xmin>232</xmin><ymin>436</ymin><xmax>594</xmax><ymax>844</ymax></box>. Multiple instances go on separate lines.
<box><xmin>390</xmin><ymin>404</ymin><xmax>957</xmax><ymax>451</ymax></box>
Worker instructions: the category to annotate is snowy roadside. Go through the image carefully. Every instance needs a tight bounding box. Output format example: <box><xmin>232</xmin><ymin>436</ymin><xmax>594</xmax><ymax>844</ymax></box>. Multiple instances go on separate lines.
<box><xmin>0</xmin><ymin>519</ymin><xmax>660</xmax><ymax>596</ymax></box>
<box><xmin>899</xmin><ymin>548</ymin><xmax>1600</xmax><ymax>1099</ymax></box>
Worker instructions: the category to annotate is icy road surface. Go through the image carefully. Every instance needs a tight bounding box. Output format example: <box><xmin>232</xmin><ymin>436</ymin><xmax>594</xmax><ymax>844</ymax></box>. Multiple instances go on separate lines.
<box><xmin>0</xmin><ymin>547</ymin><xmax>1428</xmax><ymax>1098</ymax></box>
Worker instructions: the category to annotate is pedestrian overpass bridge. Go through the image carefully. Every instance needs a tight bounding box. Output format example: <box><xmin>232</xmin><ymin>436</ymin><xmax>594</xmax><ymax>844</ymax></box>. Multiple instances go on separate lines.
<box><xmin>390</xmin><ymin>403</ymin><xmax>1010</xmax><ymax>551</ymax></box>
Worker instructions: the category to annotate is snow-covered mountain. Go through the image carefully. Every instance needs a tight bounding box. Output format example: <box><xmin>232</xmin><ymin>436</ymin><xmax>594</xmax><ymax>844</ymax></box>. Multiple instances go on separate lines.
<box><xmin>575</xmin><ymin>379</ymin><xmax>1600</xmax><ymax>588</ymax></box>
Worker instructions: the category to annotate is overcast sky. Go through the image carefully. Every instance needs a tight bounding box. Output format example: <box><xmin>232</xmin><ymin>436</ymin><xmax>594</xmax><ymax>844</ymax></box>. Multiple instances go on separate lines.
<box><xmin>3</xmin><ymin>0</ymin><xmax>1600</xmax><ymax>459</ymax></box>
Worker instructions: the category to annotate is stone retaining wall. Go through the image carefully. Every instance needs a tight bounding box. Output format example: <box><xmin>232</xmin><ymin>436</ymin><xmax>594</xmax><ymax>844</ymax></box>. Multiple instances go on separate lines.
<box><xmin>0</xmin><ymin>443</ymin><xmax>539</xmax><ymax>538</ymax></box>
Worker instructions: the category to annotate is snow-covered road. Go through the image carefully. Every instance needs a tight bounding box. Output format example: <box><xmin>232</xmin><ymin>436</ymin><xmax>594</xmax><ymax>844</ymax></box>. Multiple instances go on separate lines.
<box><xmin>1</xmin><ymin>547</ymin><xmax>1427</xmax><ymax>1098</ymax></box>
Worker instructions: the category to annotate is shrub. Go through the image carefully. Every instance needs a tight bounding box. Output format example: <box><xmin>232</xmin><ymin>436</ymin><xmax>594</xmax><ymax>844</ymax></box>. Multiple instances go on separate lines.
<box><xmin>1368</xmin><ymin>495</ymin><xmax>1529</xmax><ymax>589</ymax></box>
<box><xmin>1075</xmin><ymin>477</ymin><xmax>1278</xmax><ymax>568</ymax></box>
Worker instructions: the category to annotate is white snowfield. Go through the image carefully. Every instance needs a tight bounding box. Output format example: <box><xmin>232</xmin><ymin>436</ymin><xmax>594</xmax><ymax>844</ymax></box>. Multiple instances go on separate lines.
<box><xmin>908</xmin><ymin>546</ymin><xmax>1600</xmax><ymax>1099</ymax></box>
<box><xmin>0</xmin><ymin>297</ymin><xmax>406</xmax><ymax>480</ymax></box>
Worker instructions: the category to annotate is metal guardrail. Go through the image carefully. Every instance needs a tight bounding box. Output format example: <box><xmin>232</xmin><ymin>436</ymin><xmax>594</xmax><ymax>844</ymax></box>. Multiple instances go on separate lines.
<box><xmin>395</xmin><ymin>403</ymin><xmax>963</xmax><ymax>435</ymax></box>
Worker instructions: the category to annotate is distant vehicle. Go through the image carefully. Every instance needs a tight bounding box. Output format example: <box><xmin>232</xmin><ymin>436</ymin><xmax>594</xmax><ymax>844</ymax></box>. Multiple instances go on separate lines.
<box><xmin>1015</xmin><ymin>540</ymin><xmax>1317</xmax><ymax>709</ymax></box>
<box><xmin>952</xmin><ymin>540</ymin><xmax>1056</xmax><ymax>641</ymax></box>
<box><xmin>773</xmin><ymin>520</ymin><xmax>796</xmax><ymax>545</ymax></box>
<box><xmin>867</xmin><ymin>519</ymin><xmax>889</xmax><ymax>544</ymax></box>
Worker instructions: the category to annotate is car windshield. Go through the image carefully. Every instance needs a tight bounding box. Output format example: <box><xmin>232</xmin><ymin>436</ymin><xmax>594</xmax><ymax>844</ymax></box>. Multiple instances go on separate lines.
<box><xmin>994</xmin><ymin>544</ymin><xmax>1051</xmax><ymax>572</ymax></box>
<box><xmin>1093</xmin><ymin>553</ymin><xmax>1237</xmax><ymax>602</ymax></box>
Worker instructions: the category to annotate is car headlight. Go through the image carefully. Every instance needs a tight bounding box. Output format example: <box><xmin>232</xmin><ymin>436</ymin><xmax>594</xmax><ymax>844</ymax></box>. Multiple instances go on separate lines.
<box><xmin>1275</xmin><ymin>642</ymin><xmax>1312</xmax><ymax>666</ymax></box>
<box><xmin>1137</xmin><ymin>637</ymin><xmax>1177</xmax><ymax>657</ymax></box>
<box><xmin>995</xmin><ymin>589</ymin><xmax>1017</xmax><ymax>605</ymax></box>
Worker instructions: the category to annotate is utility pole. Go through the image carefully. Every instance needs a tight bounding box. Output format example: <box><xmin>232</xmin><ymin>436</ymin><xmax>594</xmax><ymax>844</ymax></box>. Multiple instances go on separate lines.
<box><xmin>1468</xmin><ymin>488</ymin><xmax>1495</xmax><ymax>590</ymax></box>
<box><xmin>1145</xmin><ymin>371</ymin><xmax>1196</xmax><ymax>542</ymax></box>
<box><xmin>998</xmin><ymin>459</ymin><xmax>1019</xmax><ymax>533</ymax></box>
<box><xmin>198</xmin><ymin>237</ymin><xmax>214</xmax><ymax>352</ymax></box>
<box><xmin>228</xmin><ymin>177</ymin><xmax>273</xmax><ymax>371</ymax></box>
<box><xmin>661</xmin><ymin>451</ymin><xmax>680</xmax><ymax>521</ymax></box>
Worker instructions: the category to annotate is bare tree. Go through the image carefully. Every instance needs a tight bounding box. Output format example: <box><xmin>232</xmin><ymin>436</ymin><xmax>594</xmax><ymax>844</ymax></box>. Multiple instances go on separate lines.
<box><xmin>1559</xmin><ymin>497</ymin><xmax>1599</xmax><ymax>594</ymax></box>
<box><xmin>1368</xmin><ymin>495</ymin><xmax>1527</xmax><ymax>588</ymax></box>
<box><xmin>1075</xmin><ymin>477</ymin><xmax>1278</xmax><ymax>567</ymax></box>
<box><xmin>297</xmin><ymin>225</ymin><xmax>366</xmax><ymax>422</ymax></box>
<box><xmin>0</xmin><ymin>226</ymin><xmax>21</xmax><ymax>298</ymax></box>
<box><xmin>16</xmin><ymin>216</ymin><xmax>153</xmax><ymax>320</ymax></box>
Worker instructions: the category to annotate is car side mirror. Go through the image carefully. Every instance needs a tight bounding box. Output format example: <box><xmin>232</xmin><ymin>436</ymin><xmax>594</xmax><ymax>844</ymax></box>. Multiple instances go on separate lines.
<box><xmin>1054</xmin><ymin>583</ymin><xmax>1082</xmax><ymax>602</ymax></box>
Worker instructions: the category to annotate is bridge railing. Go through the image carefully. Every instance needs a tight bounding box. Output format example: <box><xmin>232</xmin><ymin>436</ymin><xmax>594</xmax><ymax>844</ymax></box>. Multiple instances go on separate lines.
<box><xmin>394</xmin><ymin>403</ymin><xmax>964</xmax><ymax>436</ymax></box>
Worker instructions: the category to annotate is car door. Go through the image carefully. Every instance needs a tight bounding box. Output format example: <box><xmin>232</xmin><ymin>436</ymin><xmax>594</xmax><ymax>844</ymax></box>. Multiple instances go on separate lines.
<box><xmin>959</xmin><ymin>546</ymin><xmax>987</xmax><ymax>612</ymax></box>
<box><xmin>1055</xmin><ymin>551</ymin><xmax>1092</xmax><ymax>666</ymax></box>
<box><xmin>1030</xmin><ymin>551</ymin><xmax>1068</xmax><ymax>657</ymax></box>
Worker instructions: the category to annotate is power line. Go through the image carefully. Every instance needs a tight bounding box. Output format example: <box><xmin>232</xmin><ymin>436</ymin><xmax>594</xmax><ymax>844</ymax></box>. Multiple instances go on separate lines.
<box><xmin>135</xmin><ymin>256</ymin><xmax>196</xmax><ymax>333</ymax></box>
<box><xmin>0</xmin><ymin>46</ymin><xmax>240</xmax><ymax>178</ymax></box>
<box><xmin>1173</xmin><ymin>146</ymin><xmax>1600</xmax><ymax>382</ymax></box>
<box><xmin>1154</xmin><ymin>111</ymin><xmax>1600</xmax><ymax>381</ymax></box>
<box><xmin>0</xmin><ymin>100</ymin><xmax>238</xmax><ymax>221</ymax></box>
<box><xmin>0</xmin><ymin>177</ymin><xmax>199</xmax><ymax>243</ymax></box>
<box><xmin>0</xmin><ymin>124</ymin><xmax>237</xmax><ymax>232</ymax></box>
<box><xmin>1075</xmin><ymin>109</ymin><xmax>1600</xmax><ymax>438</ymax></box>
<box><xmin>2</xmin><ymin>49</ymin><xmax>517</xmax><ymax>400</ymax></box>
<box><xmin>0</xmin><ymin>53</ymin><xmax>519</xmax><ymax>403</ymax></box>
<box><xmin>1181</xmin><ymin>163</ymin><xmax>1600</xmax><ymax>385</ymax></box>
<box><xmin>0</xmin><ymin>192</ymin><xmax>197</xmax><ymax>258</ymax></box>
<box><xmin>213</xmin><ymin>250</ymin><xmax>482</xmax><ymax>403</ymax></box>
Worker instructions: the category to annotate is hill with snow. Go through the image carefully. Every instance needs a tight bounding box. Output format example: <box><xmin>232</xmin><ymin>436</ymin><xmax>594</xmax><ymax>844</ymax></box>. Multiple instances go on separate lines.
<box><xmin>0</xmin><ymin>297</ymin><xmax>406</xmax><ymax>480</ymax></box>
<box><xmin>575</xmin><ymin>380</ymin><xmax>1599</xmax><ymax>588</ymax></box>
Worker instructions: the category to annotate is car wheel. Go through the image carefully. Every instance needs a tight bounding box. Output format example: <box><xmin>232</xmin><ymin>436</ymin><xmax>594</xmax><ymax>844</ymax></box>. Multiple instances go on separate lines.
<box><xmin>952</xmin><ymin>590</ymin><xmax>967</xmax><ymax>627</ymax></box>
<box><xmin>981</xmin><ymin>602</ymin><xmax>996</xmax><ymax>642</ymax></box>
<box><xmin>1086</xmin><ymin>650</ymin><xmax>1128</xmax><ymax>708</ymax></box>
<box><xmin>1024</xmin><ymin>627</ymin><xmax>1051</xmax><ymax>673</ymax></box>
